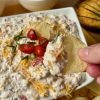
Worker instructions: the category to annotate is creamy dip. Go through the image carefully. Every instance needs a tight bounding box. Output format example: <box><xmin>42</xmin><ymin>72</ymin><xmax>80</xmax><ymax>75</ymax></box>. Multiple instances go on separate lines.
<box><xmin>0</xmin><ymin>13</ymin><xmax>85</xmax><ymax>100</ymax></box>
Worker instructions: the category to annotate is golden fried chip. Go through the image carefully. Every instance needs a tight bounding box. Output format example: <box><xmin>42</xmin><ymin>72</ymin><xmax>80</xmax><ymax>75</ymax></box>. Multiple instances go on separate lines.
<box><xmin>93</xmin><ymin>96</ymin><xmax>100</xmax><ymax>100</ymax></box>
<box><xmin>63</xmin><ymin>35</ymin><xmax>87</xmax><ymax>74</ymax></box>
<box><xmin>87</xmin><ymin>81</ymin><xmax>100</xmax><ymax>95</ymax></box>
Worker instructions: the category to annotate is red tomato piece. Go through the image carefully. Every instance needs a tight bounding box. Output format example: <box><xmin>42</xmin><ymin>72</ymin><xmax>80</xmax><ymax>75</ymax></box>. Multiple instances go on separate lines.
<box><xmin>32</xmin><ymin>57</ymin><xmax>43</xmax><ymax>67</ymax></box>
<box><xmin>34</xmin><ymin>45</ymin><xmax>45</xmax><ymax>57</ymax></box>
<box><xmin>19</xmin><ymin>95</ymin><xmax>27</xmax><ymax>100</ymax></box>
<box><xmin>27</xmin><ymin>29</ymin><xmax>37</xmax><ymax>40</ymax></box>
<box><xmin>19</xmin><ymin>44</ymin><xmax>34</xmax><ymax>54</ymax></box>
<box><xmin>38</xmin><ymin>37</ymin><xmax>49</xmax><ymax>48</ymax></box>
<box><xmin>43</xmin><ymin>40</ymin><xmax>49</xmax><ymax>48</ymax></box>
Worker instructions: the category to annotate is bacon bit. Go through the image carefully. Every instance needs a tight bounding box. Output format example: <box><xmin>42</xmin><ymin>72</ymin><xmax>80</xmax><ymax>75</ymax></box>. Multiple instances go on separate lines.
<box><xmin>32</xmin><ymin>57</ymin><xmax>43</xmax><ymax>67</ymax></box>
<box><xmin>19</xmin><ymin>95</ymin><xmax>27</xmax><ymax>100</ymax></box>
<box><xmin>48</xmin><ymin>61</ymin><xmax>53</xmax><ymax>69</ymax></box>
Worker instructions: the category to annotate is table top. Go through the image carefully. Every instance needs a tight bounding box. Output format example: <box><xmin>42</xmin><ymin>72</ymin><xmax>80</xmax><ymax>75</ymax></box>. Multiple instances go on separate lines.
<box><xmin>1</xmin><ymin>0</ymin><xmax>100</xmax><ymax>96</ymax></box>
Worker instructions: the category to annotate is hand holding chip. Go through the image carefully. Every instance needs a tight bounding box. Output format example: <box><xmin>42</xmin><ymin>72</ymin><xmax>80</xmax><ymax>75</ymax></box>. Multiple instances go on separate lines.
<box><xmin>79</xmin><ymin>43</ymin><xmax>100</xmax><ymax>85</ymax></box>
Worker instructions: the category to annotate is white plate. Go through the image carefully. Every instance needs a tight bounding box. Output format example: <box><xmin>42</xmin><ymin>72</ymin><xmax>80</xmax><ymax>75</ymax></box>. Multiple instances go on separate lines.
<box><xmin>0</xmin><ymin>7</ymin><xmax>94</xmax><ymax>90</ymax></box>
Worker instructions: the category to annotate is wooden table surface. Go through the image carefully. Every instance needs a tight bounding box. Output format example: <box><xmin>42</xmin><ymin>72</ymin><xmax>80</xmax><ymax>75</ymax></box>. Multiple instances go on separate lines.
<box><xmin>1</xmin><ymin>0</ymin><xmax>100</xmax><ymax>96</ymax></box>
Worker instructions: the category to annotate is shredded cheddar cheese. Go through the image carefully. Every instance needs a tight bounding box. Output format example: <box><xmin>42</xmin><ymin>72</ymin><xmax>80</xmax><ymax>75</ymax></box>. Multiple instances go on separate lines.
<box><xmin>60</xmin><ymin>83</ymin><xmax>72</xmax><ymax>97</ymax></box>
<box><xmin>3</xmin><ymin>47</ymin><xmax>11</xmax><ymax>58</ymax></box>
<box><xmin>31</xmin><ymin>80</ymin><xmax>49</xmax><ymax>97</ymax></box>
<box><xmin>20</xmin><ymin>59</ymin><xmax>30</xmax><ymax>68</ymax></box>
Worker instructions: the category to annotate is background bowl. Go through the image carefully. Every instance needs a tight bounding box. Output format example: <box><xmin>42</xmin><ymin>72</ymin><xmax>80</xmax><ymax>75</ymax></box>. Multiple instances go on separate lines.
<box><xmin>19</xmin><ymin>0</ymin><xmax>59</xmax><ymax>11</ymax></box>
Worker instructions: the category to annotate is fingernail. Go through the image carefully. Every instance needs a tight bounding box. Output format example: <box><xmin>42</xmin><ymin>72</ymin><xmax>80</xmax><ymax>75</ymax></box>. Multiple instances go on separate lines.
<box><xmin>79</xmin><ymin>48</ymin><xmax>89</xmax><ymax>57</ymax></box>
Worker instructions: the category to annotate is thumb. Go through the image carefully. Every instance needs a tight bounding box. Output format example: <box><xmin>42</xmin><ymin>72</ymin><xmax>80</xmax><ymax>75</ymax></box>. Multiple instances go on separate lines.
<box><xmin>79</xmin><ymin>44</ymin><xmax>100</xmax><ymax>64</ymax></box>
<box><xmin>97</xmin><ymin>77</ymin><xmax>100</xmax><ymax>85</ymax></box>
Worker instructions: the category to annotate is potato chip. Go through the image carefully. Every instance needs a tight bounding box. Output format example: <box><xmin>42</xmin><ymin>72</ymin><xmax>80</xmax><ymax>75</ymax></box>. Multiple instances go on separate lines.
<box><xmin>23</xmin><ymin>21</ymin><xmax>51</xmax><ymax>40</ymax></box>
<box><xmin>93</xmin><ymin>96</ymin><xmax>100</xmax><ymax>100</ymax></box>
<box><xmin>72</xmin><ymin>97</ymin><xmax>89</xmax><ymax>100</ymax></box>
<box><xmin>87</xmin><ymin>81</ymin><xmax>100</xmax><ymax>95</ymax></box>
<box><xmin>63</xmin><ymin>34</ymin><xmax>87</xmax><ymax>74</ymax></box>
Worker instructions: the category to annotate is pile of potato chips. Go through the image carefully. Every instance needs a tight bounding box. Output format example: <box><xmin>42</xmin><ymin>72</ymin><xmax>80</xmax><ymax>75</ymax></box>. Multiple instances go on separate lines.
<box><xmin>58</xmin><ymin>81</ymin><xmax>100</xmax><ymax>100</ymax></box>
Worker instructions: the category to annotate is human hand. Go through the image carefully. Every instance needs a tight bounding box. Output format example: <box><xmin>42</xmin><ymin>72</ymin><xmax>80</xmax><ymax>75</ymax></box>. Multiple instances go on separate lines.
<box><xmin>79</xmin><ymin>43</ymin><xmax>100</xmax><ymax>84</ymax></box>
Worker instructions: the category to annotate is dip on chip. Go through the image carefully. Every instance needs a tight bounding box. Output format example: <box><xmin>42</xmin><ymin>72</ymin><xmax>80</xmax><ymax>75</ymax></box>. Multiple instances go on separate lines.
<box><xmin>0</xmin><ymin>14</ymin><xmax>86</xmax><ymax>100</ymax></box>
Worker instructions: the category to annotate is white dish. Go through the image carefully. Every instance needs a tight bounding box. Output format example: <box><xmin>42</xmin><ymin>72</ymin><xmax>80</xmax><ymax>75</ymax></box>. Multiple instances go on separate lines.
<box><xmin>19</xmin><ymin>0</ymin><xmax>58</xmax><ymax>11</ymax></box>
<box><xmin>0</xmin><ymin>7</ymin><xmax>94</xmax><ymax>90</ymax></box>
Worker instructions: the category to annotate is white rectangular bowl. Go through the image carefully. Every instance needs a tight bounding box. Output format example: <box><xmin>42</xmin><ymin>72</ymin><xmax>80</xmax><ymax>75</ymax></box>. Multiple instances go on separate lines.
<box><xmin>0</xmin><ymin>7</ymin><xmax>94</xmax><ymax>91</ymax></box>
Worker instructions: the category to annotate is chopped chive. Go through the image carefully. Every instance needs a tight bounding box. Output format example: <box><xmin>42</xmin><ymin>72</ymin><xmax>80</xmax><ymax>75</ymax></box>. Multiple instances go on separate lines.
<box><xmin>8</xmin><ymin>45</ymin><xmax>17</xmax><ymax>53</ymax></box>
<box><xmin>29</xmin><ymin>54</ymin><xmax>35</xmax><ymax>60</ymax></box>
<box><xmin>57</xmin><ymin>32</ymin><xmax>61</xmax><ymax>36</ymax></box>
<box><xmin>21</xmin><ymin>54</ymin><xmax>35</xmax><ymax>60</ymax></box>
<box><xmin>16</xmin><ymin>41</ymin><xmax>20</xmax><ymax>45</ymax></box>
<box><xmin>14</xmin><ymin>35</ymin><xmax>26</xmax><ymax>41</ymax></box>
<box><xmin>14</xmin><ymin>31</ymin><xmax>26</xmax><ymax>41</ymax></box>
<box><xmin>21</xmin><ymin>56</ymin><xmax>29</xmax><ymax>60</ymax></box>
<box><xmin>52</xmin><ymin>33</ymin><xmax>60</xmax><ymax>43</ymax></box>
<box><xmin>27</xmin><ymin>42</ymin><xmax>36</xmax><ymax>44</ymax></box>
<box><xmin>14</xmin><ymin>98</ymin><xmax>18</xmax><ymax>100</ymax></box>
